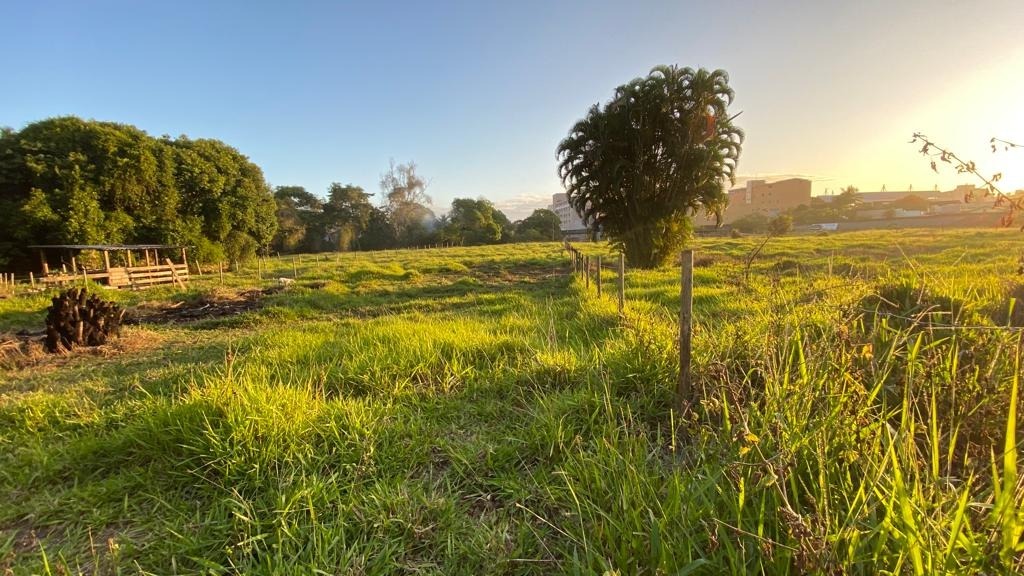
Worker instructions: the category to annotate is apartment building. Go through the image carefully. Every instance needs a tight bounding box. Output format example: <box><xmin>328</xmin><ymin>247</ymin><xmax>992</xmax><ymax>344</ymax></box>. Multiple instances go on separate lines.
<box><xmin>549</xmin><ymin>193</ymin><xmax>588</xmax><ymax>232</ymax></box>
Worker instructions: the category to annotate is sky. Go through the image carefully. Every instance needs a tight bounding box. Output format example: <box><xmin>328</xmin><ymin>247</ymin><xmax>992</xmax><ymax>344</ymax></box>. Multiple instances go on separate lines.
<box><xmin>1</xmin><ymin>0</ymin><xmax>1022</xmax><ymax>219</ymax></box>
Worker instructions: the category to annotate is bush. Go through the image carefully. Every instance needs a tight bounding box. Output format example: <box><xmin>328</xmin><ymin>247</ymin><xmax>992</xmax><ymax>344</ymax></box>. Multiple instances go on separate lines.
<box><xmin>768</xmin><ymin>214</ymin><xmax>793</xmax><ymax>236</ymax></box>
<box><xmin>224</xmin><ymin>230</ymin><xmax>258</xmax><ymax>268</ymax></box>
<box><xmin>731</xmin><ymin>213</ymin><xmax>769</xmax><ymax>234</ymax></box>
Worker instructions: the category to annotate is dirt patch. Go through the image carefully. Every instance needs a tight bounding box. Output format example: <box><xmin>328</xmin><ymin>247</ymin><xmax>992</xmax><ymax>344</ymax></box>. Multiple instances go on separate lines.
<box><xmin>130</xmin><ymin>286</ymin><xmax>284</xmax><ymax>325</ymax></box>
<box><xmin>470</xmin><ymin>261</ymin><xmax>565</xmax><ymax>285</ymax></box>
<box><xmin>0</xmin><ymin>519</ymin><xmax>57</xmax><ymax>567</ymax></box>
<box><xmin>1</xmin><ymin>327</ymin><xmax>167</xmax><ymax>373</ymax></box>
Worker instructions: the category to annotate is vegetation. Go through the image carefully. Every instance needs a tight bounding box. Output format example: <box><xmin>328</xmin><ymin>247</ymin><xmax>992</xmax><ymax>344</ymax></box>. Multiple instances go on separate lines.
<box><xmin>0</xmin><ymin>117</ymin><xmax>277</xmax><ymax>269</ymax></box>
<box><xmin>439</xmin><ymin>198</ymin><xmax>506</xmax><ymax>246</ymax></box>
<box><xmin>513</xmin><ymin>209</ymin><xmax>562</xmax><ymax>242</ymax></box>
<box><xmin>557</xmin><ymin>65</ymin><xmax>744</xmax><ymax>268</ymax></box>
<box><xmin>2</xmin><ymin>229</ymin><xmax>1022</xmax><ymax>573</ymax></box>
<box><xmin>731</xmin><ymin>213</ymin><xmax>793</xmax><ymax>236</ymax></box>
<box><xmin>379</xmin><ymin>160</ymin><xmax>435</xmax><ymax>246</ymax></box>
<box><xmin>0</xmin><ymin>116</ymin><xmax>558</xmax><ymax>269</ymax></box>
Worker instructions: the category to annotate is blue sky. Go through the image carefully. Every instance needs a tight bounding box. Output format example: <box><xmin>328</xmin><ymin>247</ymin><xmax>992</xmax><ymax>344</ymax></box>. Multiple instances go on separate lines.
<box><xmin>2</xmin><ymin>0</ymin><xmax>1022</xmax><ymax>218</ymax></box>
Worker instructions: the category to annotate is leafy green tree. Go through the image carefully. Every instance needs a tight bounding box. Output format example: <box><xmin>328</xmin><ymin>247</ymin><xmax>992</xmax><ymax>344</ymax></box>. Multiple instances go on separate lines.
<box><xmin>272</xmin><ymin>186</ymin><xmax>325</xmax><ymax>253</ymax></box>
<box><xmin>168</xmin><ymin>136</ymin><xmax>277</xmax><ymax>258</ymax></box>
<box><xmin>557</xmin><ymin>65</ymin><xmax>743</xmax><ymax>268</ymax></box>
<box><xmin>323</xmin><ymin>183</ymin><xmax>374</xmax><ymax>251</ymax></box>
<box><xmin>0</xmin><ymin>116</ymin><xmax>276</xmax><ymax>268</ymax></box>
<box><xmin>492</xmin><ymin>207</ymin><xmax>514</xmax><ymax>242</ymax></box>
<box><xmin>515</xmin><ymin>209</ymin><xmax>562</xmax><ymax>241</ymax></box>
<box><xmin>440</xmin><ymin>198</ymin><xmax>505</xmax><ymax>245</ymax></box>
<box><xmin>357</xmin><ymin>206</ymin><xmax>397</xmax><ymax>250</ymax></box>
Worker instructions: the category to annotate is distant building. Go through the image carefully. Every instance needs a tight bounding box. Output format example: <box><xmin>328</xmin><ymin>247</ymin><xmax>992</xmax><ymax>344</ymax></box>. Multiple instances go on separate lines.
<box><xmin>853</xmin><ymin>185</ymin><xmax>1002</xmax><ymax>214</ymax></box>
<box><xmin>549</xmin><ymin>193</ymin><xmax>588</xmax><ymax>233</ymax></box>
<box><xmin>694</xmin><ymin>178</ymin><xmax>812</xmax><ymax>225</ymax></box>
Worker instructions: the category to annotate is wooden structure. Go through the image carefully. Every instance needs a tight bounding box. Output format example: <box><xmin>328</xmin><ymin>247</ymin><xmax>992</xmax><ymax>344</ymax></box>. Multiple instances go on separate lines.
<box><xmin>29</xmin><ymin>244</ymin><xmax>190</xmax><ymax>289</ymax></box>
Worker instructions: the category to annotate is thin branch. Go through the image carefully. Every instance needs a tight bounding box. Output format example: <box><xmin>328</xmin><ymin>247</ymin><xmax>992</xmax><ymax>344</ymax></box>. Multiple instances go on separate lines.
<box><xmin>991</xmin><ymin>137</ymin><xmax>1022</xmax><ymax>152</ymax></box>
<box><xmin>910</xmin><ymin>133</ymin><xmax>1023</xmax><ymax>228</ymax></box>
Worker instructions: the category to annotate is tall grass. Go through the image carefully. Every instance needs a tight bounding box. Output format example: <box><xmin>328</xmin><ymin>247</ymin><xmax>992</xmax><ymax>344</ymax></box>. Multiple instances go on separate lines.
<box><xmin>1</xmin><ymin>230</ymin><xmax>1021</xmax><ymax>573</ymax></box>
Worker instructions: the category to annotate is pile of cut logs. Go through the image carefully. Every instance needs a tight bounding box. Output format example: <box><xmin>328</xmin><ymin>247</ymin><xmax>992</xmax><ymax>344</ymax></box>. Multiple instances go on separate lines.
<box><xmin>45</xmin><ymin>288</ymin><xmax>126</xmax><ymax>352</ymax></box>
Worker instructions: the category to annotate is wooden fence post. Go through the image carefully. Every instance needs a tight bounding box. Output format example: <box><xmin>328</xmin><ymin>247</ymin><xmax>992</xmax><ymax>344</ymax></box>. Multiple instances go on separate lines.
<box><xmin>618</xmin><ymin>253</ymin><xmax>625</xmax><ymax>316</ymax></box>
<box><xmin>30</xmin><ymin>272</ymin><xmax>36</xmax><ymax>288</ymax></box>
<box><xmin>678</xmin><ymin>249</ymin><xmax>694</xmax><ymax>420</ymax></box>
<box><xmin>584</xmin><ymin>256</ymin><xmax>590</xmax><ymax>290</ymax></box>
<box><xmin>293</xmin><ymin>257</ymin><xmax>298</xmax><ymax>279</ymax></box>
<box><xmin>257</xmin><ymin>257</ymin><xmax>262</xmax><ymax>281</ymax></box>
<box><xmin>596</xmin><ymin>256</ymin><xmax>602</xmax><ymax>297</ymax></box>
<box><xmin>219</xmin><ymin>261</ymin><xmax>224</xmax><ymax>285</ymax></box>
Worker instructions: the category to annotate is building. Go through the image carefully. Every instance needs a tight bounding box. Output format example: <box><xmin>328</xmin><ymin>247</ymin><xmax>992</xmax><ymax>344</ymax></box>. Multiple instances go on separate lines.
<box><xmin>694</xmin><ymin>178</ymin><xmax>812</xmax><ymax>226</ymax></box>
<box><xmin>549</xmin><ymin>193</ymin><xmax>588</xmax><ymax>233</ymax></box>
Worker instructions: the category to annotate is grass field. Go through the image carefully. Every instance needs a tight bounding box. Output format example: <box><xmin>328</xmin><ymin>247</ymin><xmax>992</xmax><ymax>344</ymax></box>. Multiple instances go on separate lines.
<box><xmin>1</xmin><ymin>229</ymin><xmax>1022</xmax><ymax>574</ymax></box>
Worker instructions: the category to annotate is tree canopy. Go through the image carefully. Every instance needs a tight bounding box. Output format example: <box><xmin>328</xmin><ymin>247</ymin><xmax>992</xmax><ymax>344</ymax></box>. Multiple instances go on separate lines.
<box><xmin>323</xmin><ymin>183</ymin><xmax>374</xmax><ymax>251</ymax></box>
<box><xmin>0</xmin><ymin>116</ymin><xmax>276</xmax><ymax>268</ymax></box>
<box><xmin>557</xmin><ymin>65</ymin><xmax>743</xmax><ymax>268</ymax></box>
<box><xmin>440</xmin><ymin>198</ymin><xmax>508</xmax><ymax>246</ymax></box>
<box><xmin>380</xmin><ymin>160</ymin><xmax>434</xmax><ymax>245</ymax></box>
<box><xmin>514</xmin><ymin>209</ymin><xmax>562</xmax><ymax>242</ymax></box>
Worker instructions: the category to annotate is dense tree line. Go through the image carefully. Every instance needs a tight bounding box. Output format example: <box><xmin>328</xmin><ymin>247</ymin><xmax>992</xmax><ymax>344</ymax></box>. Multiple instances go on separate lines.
<box><xmin>0</xmin><ymin>118</ymin><xmax>564</xmax><ymax>270</ymax></box>
<box><xmin>272</xmin><ymin>172</ymin><xmax>562</xmax><ymax>253</ymax></box>
<box><xmin>0</xmin><ymin>117</ymin><xmax>276</xmax><ymax>269</ymax></box>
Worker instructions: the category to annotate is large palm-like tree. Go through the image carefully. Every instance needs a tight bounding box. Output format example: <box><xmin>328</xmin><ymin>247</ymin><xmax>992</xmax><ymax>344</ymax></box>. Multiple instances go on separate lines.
<box><xmin>557</xmin><ymin>65</ymin><xmax>743</xmax><ymax>268</ymax></box>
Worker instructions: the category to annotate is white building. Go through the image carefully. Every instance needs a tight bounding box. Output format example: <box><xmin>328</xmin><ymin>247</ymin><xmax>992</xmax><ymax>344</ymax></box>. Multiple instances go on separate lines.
<box><xmin>549</xmin><ymin>193</ymin><xmax>587</xmax><ymax>232</ymax></box>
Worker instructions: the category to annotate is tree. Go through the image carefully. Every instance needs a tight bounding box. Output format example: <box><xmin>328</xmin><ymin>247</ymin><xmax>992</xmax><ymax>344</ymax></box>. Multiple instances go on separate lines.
<box><xmin>440</xmin><ymin>198</ymin><xmax>505</xmax><ymax>245</ymax></box>
<box><xmin>835</xmin><ymin>186</ymin><xmax>859</xmax><ymax>208</ymax></box>
<box><xmin>491</xmin><ymin>208</ymin><xmax>514</xmax><ymax>242</ymax></box>
<box><xmin>272</xmin><ymin>186</ymin><xmax>321</xmax><ymax>253</ymax></box>
<box><xmin>323</xmin><ymin>183</ymin><xmax>374</xmax><ymax>251</ymax></box>
<box><xmin>0</xmin><ymin>117</ymin><xmax>277</xmax><ymax>268</ymax></box>
<box><xmin>515</xmin><ymin>208</ymin><xmax>562</xmax><ymax>241</ymax></box>
<box><xmin>380</xmin><ymin>160</ymin><xmax>434</xmax><ymax>245</ymax></box>
<box><xmin>357</xmin><ymin>206</ymin><xmax>397</xmax><ymax>250</ymax></box>
<box><xmin>557</xmin><ymin>65</ymin><xmax>743</xmax><ymax>268</ymax></box>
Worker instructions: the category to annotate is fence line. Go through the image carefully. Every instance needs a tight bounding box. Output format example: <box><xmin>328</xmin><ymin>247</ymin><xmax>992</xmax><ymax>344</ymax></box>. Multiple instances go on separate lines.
<box><xmin>564</xmin><ymin>241</ymin><xmax>696</xmax><ymax>421</ymax></box>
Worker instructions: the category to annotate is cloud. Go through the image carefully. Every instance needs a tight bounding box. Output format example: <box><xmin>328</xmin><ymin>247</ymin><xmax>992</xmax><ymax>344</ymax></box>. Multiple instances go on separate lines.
<box><xmin>493</xmin><ymin>193</ymin><xmax>554</xmax><ymax>220</ymax></box>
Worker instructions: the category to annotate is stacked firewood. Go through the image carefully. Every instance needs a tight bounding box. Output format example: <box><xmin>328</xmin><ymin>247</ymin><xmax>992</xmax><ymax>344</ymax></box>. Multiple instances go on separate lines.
<box><xmin>45</xmin><ymin>288</ymin><xmax>126</xmax><ymax>352</ymax></box>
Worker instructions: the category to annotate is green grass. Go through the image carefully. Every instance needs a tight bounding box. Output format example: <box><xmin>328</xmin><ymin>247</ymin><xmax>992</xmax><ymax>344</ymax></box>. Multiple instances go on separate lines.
<box><xmin>1</xmin><ymin>230</ymin><xmax>1022</xmax><ymax>574</ymax></box>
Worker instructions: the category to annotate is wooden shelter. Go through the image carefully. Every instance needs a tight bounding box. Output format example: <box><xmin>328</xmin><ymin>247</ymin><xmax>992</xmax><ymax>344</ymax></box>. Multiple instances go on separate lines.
<box><xmin>30</xmin><ymin>244</ymin><xmax>190</xmax><ymax>289</ymax></box>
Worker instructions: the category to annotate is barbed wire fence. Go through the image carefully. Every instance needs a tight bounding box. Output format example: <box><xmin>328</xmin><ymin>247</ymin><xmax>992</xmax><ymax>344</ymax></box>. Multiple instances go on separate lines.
<box><xmin>563</xmin><ymin>239</ymin><xmax>1024</xmax><ymax>423</ymax></box>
